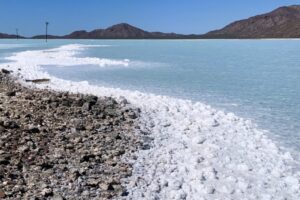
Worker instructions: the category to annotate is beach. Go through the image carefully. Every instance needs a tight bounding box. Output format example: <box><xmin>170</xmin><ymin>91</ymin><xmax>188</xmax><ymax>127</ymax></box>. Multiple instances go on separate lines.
<box><xmin>0</xmin><ymin>41</ymin><xmax>300</xmax><ymax>200</ymax></box>
<box><xmin>0</xmin><ymin>70</ymin><xmax>140</xmax><ymax>199</ymax></box>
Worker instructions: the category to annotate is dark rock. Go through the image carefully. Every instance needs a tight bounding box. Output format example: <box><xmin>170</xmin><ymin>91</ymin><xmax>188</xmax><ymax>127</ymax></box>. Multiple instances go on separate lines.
<box><xmin>27</xmin><ymin>127</ymin><xmax>40</xmax><ymax>133</ymax></box>
<box><xmin>25</xmin><ymin>79</ymin><xmax>50</xmax><ymax>83</ymax></box>
<box><xmin>6</xmin><ymin>91</ymin><xmax>16</xmax><ymax>96</ymax></box>
<box><xmin>80</xmin><ymin>154</ymin><xmax>95</xmax><ymax>163</ymax></box>
<box><xmin>1</xmin><ymin>69</ymin><xmax>10</xmax><ymax>74</ymax></box>
<box><xmin>121</xmin><ymin>190</ymin><xmax>129</xmax><ymax>196</ymax></box>
<box><xmin>141</xmin><ymin>143</ymin><xmax>151</xmax><ymax>150</ymax></box>
<box><xmin>84</xmin><ymin>95</ymin><xmax>98</xmax><ymax>106</ymax></box>
<box><xmin>107</xmin><ymin>183</ymin><xmax>115</xmax><ymax>191</ymax></box>
<box><xmin>0</xmin><ymin>125</ymin><xmax>6</xmax><ymax>132</ymax></box>
<box><xmin>61</xmin><ymin>99</ymin><xmax>71</xmax><ymax>107</ymax></box>
<box><xmin>4</xmin><ymin>121</ymin><xmax>19</xmax><ymax>129</ymax></box>
<box><xmin>0</xmin><ymin>157</ymin><xmax>10</xmax><ymax>165</ymax></box>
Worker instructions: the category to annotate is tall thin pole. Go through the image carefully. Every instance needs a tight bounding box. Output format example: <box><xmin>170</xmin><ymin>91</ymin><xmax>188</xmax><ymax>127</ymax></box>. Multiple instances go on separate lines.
<box><xmin>16</xmin><ymin>29</ymin><xmax>19</xmax><ymax>40</ymax></box>
<box><xmin>45</xmin><ymin>22</ymin><xmax>49</xmax><ymax>42</ymax></box>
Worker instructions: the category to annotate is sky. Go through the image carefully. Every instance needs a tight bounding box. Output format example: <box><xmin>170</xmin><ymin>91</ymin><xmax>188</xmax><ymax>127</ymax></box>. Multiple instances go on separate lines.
<box><xmin>0</xmin><ymin>0</ymin><xmax>299</xmax><ymax>36</ymax></box>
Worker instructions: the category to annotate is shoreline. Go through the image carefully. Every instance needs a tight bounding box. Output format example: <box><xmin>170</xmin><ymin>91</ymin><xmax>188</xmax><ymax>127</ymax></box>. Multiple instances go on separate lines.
<box><xmin>0</xmin><ymin>70</ymin><xmax>141</xmax><ymax>199</ymax></box>
<box><xmin>1</xmin><ymin>43</ymin><xmax>300</xmax><ymax>199</ymax></box>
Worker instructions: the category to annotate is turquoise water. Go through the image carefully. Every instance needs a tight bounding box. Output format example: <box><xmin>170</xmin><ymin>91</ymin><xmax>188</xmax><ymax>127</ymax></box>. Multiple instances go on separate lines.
<box><xmin>1</xmin><ymin>39</ymin><xmax>300</xmax><ymax>151</ymax></box>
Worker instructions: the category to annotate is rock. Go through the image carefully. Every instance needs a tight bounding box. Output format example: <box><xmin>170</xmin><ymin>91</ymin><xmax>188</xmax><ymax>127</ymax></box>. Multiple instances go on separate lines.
<box><xmin>0</xmin><ymin>157</ymin><xmax>10</xmax><ymax>165</ymax></box>
<box><xmin>0</xmin><ymin>190</ymin><xmax>6</xmax><ymax>198</ymax></box>
<box><xmin>25</xmin><ymin>79</ymin><xmax>50</xmax><ymax>84</ymax></box>
<box><xmin>61</xmin><ymin>99</ymin><xmax>71</xmax><ymax>107</ymax></box>
<box><xmin>105</xmin><ymin>98</ymin><xmax>118</xmax><ymax>107</ymax></box>
<box><xmin>3</xmin><ymin>121</ymin><xmax>19</xmax><ymax>129</ymax></box>
<box><xmin>82</xmin><ymin>102</ymin><xmax>91</xmax><ymax>111</ymax></box>
<box><xmin>105</xmin><ymin>108</ymin><xmax>118</xmax><ymax>117</ymax></box>
<box><xmin>100</xmin><ymin>182</ymin><xmax>115</xmax><ymax>191</ymax></box>
<box><xmin>0</xmin><ymin>125</ymin><xmax>6</xmax><ymax>132</ymax></box>
<box><xmin>27</xmin><ymin>127</ymin><xmax>40</xmax><ymax>133</ymax></box>
<box><xmin>52</xmin><ymin>194</ymin><xmax>64</xmax><ymax>200</ymax></box>
<box><xmin>84</xmin><ymin>95</ymin><xmax>98</xmax><ymax>105</ymax></box>
<box><xmin>1</xmin><ymin>68</ymin><xmax>10</xmax><ymax>74</ymax></box>
<box><xmin>127</xmin><ymin>110</ymin><xmax>138</xmax><ymax>119</ymax></box>
<box><xmin>119</xmin><ymin>97</ymin><xmax>129</xmax><ymax>105</ymax></box>
<box><xmin>72</xmin><ymin>119</ymin><xmax>86</xmax><ymax>131</ymax></box>
<box><xmin>86</xmin><ymin>179</ymin><xmax>100</xmax><ymax>187</ymax></box>
<box><xmin>41</xmin><ymin>188</ymin><xmax>53</xmax><ymax>197</ymax></box>
<box><xmin>121</xmin><ymin>190</ymin><xmax>129</xmax><ymax>196</ymax></box>
<box><xmin>6</xmin><ymin>91</ymin><xmax>16</xmax><ymax>97</ymax></box>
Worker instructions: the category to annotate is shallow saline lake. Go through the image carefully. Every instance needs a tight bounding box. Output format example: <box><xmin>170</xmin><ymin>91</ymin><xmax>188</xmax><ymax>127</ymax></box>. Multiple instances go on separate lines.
<box><xmin>1</xmin><ymin>39</ymin><xmax>300</xmax><ymax>156</ymax></box>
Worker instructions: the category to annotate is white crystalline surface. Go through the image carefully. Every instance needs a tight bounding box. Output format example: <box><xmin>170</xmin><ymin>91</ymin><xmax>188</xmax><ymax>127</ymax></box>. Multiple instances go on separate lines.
<box><xmin>6</xmin><ymin>44</ymin><xmax>130</xmax><ymax>68</ymax></box>
<box><xmin>2</xmin><ymin>44</ymin><xmax>300</xmax><ymax>200</ymax></box>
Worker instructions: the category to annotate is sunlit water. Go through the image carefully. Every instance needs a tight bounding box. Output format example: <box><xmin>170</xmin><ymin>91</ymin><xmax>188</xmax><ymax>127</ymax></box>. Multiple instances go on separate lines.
<box><xmin>1</xmin><ymin>39</ymin><xmax>300</xmax><ymax>154</ymax></box>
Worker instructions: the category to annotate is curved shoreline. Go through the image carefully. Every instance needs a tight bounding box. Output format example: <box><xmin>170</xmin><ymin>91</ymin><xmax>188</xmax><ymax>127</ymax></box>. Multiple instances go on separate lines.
<box><xmin>1</xmin><ymin>44</ymin><xmax>300</xmax><ymax>199</ymax></box>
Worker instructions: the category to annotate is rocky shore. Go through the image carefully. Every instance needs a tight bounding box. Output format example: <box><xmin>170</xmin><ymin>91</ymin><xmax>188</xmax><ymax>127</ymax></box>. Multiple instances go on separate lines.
<box><xmin>0</xmin><ymin>69</ymin><xmax>140</xmax><ymax>199</ymax></box>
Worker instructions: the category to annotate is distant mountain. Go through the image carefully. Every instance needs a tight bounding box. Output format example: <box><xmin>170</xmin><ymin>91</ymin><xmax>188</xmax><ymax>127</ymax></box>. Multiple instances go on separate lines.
<box><xmin>2</xmin><ymin>5</ymin><xmax>300</xmax><ymax>40</ymax></box>
<box><xmin>0</xmin><ymin>33</ymin><xmax>23</xmax><ymax>39</ymax></box>
<box><xmin>64</xmin><ymin>23</ymin><xmax>198</xmax><ymax>39</ymax></box>
<box><xmin>31</xmin><ymin>35</ymin><xmax>62</xmax><ymax>39</ymax></box>
<box><xmin>203</xmin><ymin>5</ymin><xmax>300</xmax><ymax>38</ymax></box>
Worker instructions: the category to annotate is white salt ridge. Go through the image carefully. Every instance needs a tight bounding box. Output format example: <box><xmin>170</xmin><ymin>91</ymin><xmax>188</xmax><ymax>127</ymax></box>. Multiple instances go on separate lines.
<box><xmin>6</xmin><ymin>44</ymin><xmax>130</xmax><ymax>67</ymax></box>
<box><xmin>2</xmin><ymin>44</ymin><xmax>300</xmax><ymax>200</ymax></box>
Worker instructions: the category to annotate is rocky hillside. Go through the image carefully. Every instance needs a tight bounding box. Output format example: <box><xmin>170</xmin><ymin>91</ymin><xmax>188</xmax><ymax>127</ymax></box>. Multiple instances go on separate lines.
<box><xmin>64</xmin><ymin>23</ymin><xmax>197</xmax><ymax>39</ymax></box>
<box><xmin>203</xmin><ymin>5</ymin><xmax>300</xmax><ymax>38</ymax></box>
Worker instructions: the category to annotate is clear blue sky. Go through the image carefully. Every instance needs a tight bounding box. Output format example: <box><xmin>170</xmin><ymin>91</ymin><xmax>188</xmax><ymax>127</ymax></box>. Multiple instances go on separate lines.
<box><xmin>0</xmin><ymin>0</ymin><xmax>299</xmax><ymax>36</ymax></box>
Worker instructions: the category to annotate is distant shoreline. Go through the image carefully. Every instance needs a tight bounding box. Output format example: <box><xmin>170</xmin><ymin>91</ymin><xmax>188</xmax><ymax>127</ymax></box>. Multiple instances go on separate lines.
<box><xmin>1</xmin><ymin>38</ymin><xmax>300</xmax><ymax>40</ymax></box>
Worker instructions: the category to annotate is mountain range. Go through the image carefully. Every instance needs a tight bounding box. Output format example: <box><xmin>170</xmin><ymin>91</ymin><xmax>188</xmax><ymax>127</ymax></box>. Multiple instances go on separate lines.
<box><xmin>203</xmin><ymin>5</ymin><xmax>300</xmax><ymax>38</ymax></box>
<box><xmin>1</xmin><ymin>5</ymin><xmax>300</xmax><ymax>39</ymax></box>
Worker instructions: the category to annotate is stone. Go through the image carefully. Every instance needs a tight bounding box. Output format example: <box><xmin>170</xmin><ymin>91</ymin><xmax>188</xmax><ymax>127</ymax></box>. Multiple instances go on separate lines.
<box><xmin>6</xmin><ymin>91</ymin><xmax>16</xmax><ymax>97</ymax></box>
<box><xmin>0</xmin><ymin>190</ymin><xmax>6</xmax><ymax>198</ymax></box>
<box><xmin>0</xmin><ymin>125</ymin><xmax>6</xmax><ymax>132</ymax></box>
<box><xmin>84</xmin><ymin>95</ymin><xmax>98</xmax><ymax>106</ymax></box>
<box><xmin>127</xmin><ymin>111</ymin><xmax>138</xmax><ymax>119</ymax></box>
<box><xmin>1</xmin><ymin>69</ymin><xmax>10</xmax><ymax>74</ymax></box>
<box><xmin>0</xmin><ymin>157</ymin><xmax>10</xmax><ymax>165</ymax></box>
<box><xmin>28</xmin><ymin>127</ymin><xmax>40</xmax><ymax>133</ymax></box>
<box><xmin>41</xmin><ymin>188</ymin><xmax>53</xmax><ymax>197</ymax></box>
<box><xmin>52</xmin><ymin>194</ymin><xmax>64</xmax><ymax>200</ymax></box>
<box><xmin>82</xmin><ymin>102</ymin><xmax>91</xmax><ymax>111</ymax></box>
<box><xmin>86</xmin><ymin>179</ymin><xmax>100</xmax><ymax>187</ymax></box>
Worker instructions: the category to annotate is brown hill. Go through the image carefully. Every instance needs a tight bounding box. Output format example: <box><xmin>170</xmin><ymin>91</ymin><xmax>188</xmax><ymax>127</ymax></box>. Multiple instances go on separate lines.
<box><xmin>0</xmin><ymin>33</ymin><xmax>22</xmax><ymax>39</ymax></box>
<box><xmin>203</xmin><ymin>5</ymin><xmax>300</xmax><ymax>38</ymax></box>
<box><xmin>64</xmin><ymin>23</ymin><xmax>196</xmax><ymax>39</ymax></box>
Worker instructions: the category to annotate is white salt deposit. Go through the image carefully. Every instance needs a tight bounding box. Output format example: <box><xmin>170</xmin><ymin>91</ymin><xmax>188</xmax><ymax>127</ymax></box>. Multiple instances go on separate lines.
<box><xmin>6</xmin><ymin>44</ymin><xmax>130</xmax><ymax>67</ymax></box>
<box><xmin>2</xmin><ymin>44</ymin><xmax>300</xmax><ymax>200</ymax></box>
